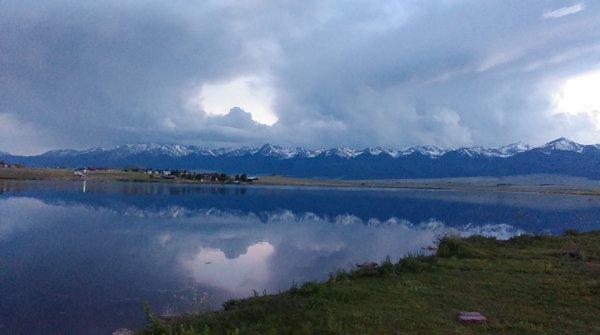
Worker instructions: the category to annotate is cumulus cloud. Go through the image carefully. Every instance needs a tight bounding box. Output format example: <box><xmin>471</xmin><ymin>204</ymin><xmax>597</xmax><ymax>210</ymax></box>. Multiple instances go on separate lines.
<box><xmin>2</xmin><ymin>1</ymin><xmax>600</xmax><ymax>154</ymax></box>
<box><xmin>195</xmin><ymin>76</ymin><xmax>278</xmax><ymax>125</ymax></box>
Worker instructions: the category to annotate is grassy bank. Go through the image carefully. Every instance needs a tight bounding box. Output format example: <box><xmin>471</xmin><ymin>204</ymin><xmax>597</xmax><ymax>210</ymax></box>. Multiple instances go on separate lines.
<box><xmin>0</xmin><ymin>167</ymin><xmax>160</xmax><ymax>182</ymax></box>
<box><xmin>139</xmin><ymin>231</ymin><xmax>600</xmax><ymax>335</ymax></box>
<box><xmin>0</xmin><ymin>167</ymin><xmax>233</xmax><ymax>184</ymax></box>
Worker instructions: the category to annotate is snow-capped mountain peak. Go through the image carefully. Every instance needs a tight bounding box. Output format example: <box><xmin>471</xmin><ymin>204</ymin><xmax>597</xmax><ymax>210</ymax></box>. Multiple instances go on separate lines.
<box><xmin>494</xmin><ymin>142</ymin><xmax>531</xmax><ymax>156</ymax></box>
<box><xmin>109</xmin><ymin>144</ymin><xmax>196</xmax><ymax>157</ymax></box>
<box><xmin>255</xmin><ymin>143</ymin><xmax>279</xmax><ymax>156</ymax></box>
<box><xmin>323</xmin><ymin>147</ymin><xmax>362</xmax><ymax>158</ymax></box>
<box><xmin>298</xmin><ymin>148</ymin><xmax>325</xmax><ymax>158</ymax></box>
<box><xmin>255</xmin><ymin>144</ymin><xmax>302</xmax><ymax>159</ymax></box>
<box><xmin>536</xmin><ymin>137</ymin><xmax>583</xmax><ymax>154</ymax></box>
<box><xmin>462</xmin><ymin>142</ymin><xmax>532</xmax><ymax>158</ymax></box>
<box><xmin>455</xmin><ymin>147</ymin><xmax>485</xmax><ymax>157</ymax></box>
<box><xmin>367</xmin><ymin>147</ymin><xmax>384</xmax><ymax>156</ymax></box>
<box><xmin>401</xmin><ymin>145</ymin><xmax>447</xmax><ymax>158</ymax></box>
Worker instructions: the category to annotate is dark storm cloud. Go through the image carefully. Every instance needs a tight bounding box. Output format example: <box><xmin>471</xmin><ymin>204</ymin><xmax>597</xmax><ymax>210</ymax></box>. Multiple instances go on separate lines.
<box><xmin>1</xmin><ymin>1</ymin><xmax>268</xmax><ymax>153</ymax></box>
<box><xmin>1</xmin><ymin>1</ymin><xmax>600</xmax><ymax>154</ymax></box>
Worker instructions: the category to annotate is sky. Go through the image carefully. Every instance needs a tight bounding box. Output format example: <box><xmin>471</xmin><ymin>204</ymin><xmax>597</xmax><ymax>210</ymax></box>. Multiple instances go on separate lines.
<box><xmin>2</xmin><ymin>1</ymin><xmax>600</xmax><ymax>155</ymax></box>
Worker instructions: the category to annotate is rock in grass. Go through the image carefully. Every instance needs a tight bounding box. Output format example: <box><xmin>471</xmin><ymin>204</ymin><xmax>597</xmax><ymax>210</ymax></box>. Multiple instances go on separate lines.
<box><xmin>457</xmin><ymin>311</ymin><xmax>487</xmax><ymax>323</ymax></box>
<box><xmin>356</xmin><ymin>261</ymin><xmax>379</xmax><ymax>270</ymax></box>
<box><xmin>112</xmin><ymin>329</ymin><xmax>133</xmax><ymax>335</ymax></box>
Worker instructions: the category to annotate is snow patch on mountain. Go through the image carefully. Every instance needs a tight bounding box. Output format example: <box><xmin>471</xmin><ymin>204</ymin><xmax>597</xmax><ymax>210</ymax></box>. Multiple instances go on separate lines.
<box><xmin>492</xmin><ymin>142</ymin><xmax>531</xmax><ymax>157</ymax></box>
<box><xmin>365</xmin><ymin>147</ymin><xmax>401</xmax><ymax>158</ymax></box>
<box><xmin>117</xmin><ymin>144</ymin><xmax>194</xmax><ymax>157</ymax></box>
<box><xmin>454</xmin><ymin>147</ymin><xmax>486</xmax><ymax>157</ymax></box>
<box><xmin>367</xmin><ymin>147</ymin><xmax>384</xmax><ymax>156</ymax></box>
<box><xmin>254</xmin><ymin>144</ymin><xmax>304</xmax><ymax>159</ymax></box>
<box><xmin>452</xmin><ymin>142</ymin><xmax>531</xmax><ymax>158</ymax></box>
<box><xmin>322</xmin><ymin>148</ymin><xmax>362</xmax><ymax>158</ymax></box>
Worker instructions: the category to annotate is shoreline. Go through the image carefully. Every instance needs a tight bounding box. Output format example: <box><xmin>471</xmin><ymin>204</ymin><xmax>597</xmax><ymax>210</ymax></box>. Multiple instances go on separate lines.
<box><xmin>2</xmin><ymin>167</ymin><xmax>600</xmax><ymax>197</ymax></box>
<box><xmin>139</xmin><ymin>231</ymin><xmax>600</xmax><ymax>334</ymax></box>
<box><xmin>258</xmin><ymin>175</ymin><xmax>600</xmax><ymax>197</ymax></box>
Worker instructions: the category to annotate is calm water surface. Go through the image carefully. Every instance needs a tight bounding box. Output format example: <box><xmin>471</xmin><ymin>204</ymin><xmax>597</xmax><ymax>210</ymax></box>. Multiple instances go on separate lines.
<box><xmin>1</xmin><ymin>180</ymin><xmax>600</xmax><ymax>334</ymax></box>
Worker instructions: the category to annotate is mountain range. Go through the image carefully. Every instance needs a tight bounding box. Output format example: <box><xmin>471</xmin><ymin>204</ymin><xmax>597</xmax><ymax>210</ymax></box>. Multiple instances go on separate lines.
<box><xmin>1</xmin><ymin>137</ymin><xmax>599</xmax><ymax>179</ymax></box>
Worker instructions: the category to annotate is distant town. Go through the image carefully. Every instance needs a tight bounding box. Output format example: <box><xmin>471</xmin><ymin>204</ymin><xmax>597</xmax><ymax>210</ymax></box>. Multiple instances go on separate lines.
<box><xmin>119</xmin><ymin>167</ymin><xmax>259</xmax><ymax>184</ymax></box>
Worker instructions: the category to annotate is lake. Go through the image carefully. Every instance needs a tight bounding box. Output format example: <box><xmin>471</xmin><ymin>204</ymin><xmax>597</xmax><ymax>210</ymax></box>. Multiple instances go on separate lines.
<box><xmin>1</xmin><ymin>180</ymin><xmax>600</xmax><ymax>334</ymax></box>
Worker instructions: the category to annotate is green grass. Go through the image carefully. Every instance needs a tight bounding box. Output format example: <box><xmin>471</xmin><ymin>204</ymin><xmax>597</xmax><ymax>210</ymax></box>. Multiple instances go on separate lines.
<box><xmin>0</xmin><ymin>167</ymin><xmax>191</xmax><ymax>183</ymax></box>
<box><xmin>0</xmin><ymin>167</ymin><xmax>236</xmax><ymax>184</ymax></box>
<box><xmin>139</xmin><ymin>231</ymin><xmax>600</xmax><ymax>335</ymax></box>
<box><xmin>0</xmin><ymin>167</ymin><xmax>75</xmax><ymax>180</ymax></box>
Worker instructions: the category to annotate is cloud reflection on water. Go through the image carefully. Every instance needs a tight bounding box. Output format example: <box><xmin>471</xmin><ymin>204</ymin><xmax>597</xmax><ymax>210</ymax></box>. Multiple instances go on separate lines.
<box><xmin>183</xmin><ymin>242</ymin><xmax>275</xmax><ymax>296</ymax></box>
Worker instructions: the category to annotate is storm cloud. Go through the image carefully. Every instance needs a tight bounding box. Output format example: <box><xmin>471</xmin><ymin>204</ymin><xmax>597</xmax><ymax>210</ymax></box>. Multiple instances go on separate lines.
<box><xmin>2</xmin><ymin>1</ymin><xmax>600</xmax><ymax>154</ymax></box>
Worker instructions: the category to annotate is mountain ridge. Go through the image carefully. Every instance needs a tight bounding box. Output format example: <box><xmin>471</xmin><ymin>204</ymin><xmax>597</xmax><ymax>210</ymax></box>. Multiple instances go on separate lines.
<box><xmin>12</xmin><ymin>138</ymin><xmax>581</xmax><ymax>160</ymax></box>
<box><xmin>2</xmin><ymin>138</ymin><xmax>600</xmax><ymax>179</ymax></box>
